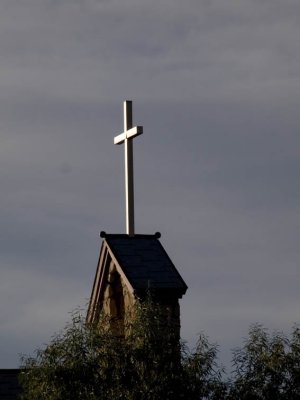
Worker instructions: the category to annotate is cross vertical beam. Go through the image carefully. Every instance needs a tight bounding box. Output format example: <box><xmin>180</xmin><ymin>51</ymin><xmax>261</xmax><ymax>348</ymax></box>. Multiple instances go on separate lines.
<box><xmin>114</xmin><ymin>100</ymin><xmax>143</xmax><ymax>236</ymax></box>
<box><xmin>124</xmin><ymin>101</ymin><xmax>134</xmax><ymax>236</ymax></box>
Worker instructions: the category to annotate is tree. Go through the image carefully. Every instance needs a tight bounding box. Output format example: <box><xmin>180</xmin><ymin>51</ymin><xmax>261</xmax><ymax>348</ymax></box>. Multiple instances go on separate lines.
<box><xmin>181</xmin><ymin>334</ymin><xmax>227</xmax><ymax>400</ymax></box>
<box><xmin>20</xmin><ymin>300</ymin><xmax>300</xmax><ymax>400</ymax></box>
<box><xmin>20</xmin><ymin>297</ymin><xmax>225</xmax><ymax>400</ymax></box>
<box><xmin>229</xmin><ymin>324</ymin><xmax>300</xmax><ymax>400</ymax></box>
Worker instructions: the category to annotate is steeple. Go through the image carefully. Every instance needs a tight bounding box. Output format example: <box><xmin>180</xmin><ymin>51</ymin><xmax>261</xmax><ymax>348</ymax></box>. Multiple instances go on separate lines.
<box><xmin>87</xmin><ymin>101</ymin><xmax>187</xmax><ymax>337</ymax></box>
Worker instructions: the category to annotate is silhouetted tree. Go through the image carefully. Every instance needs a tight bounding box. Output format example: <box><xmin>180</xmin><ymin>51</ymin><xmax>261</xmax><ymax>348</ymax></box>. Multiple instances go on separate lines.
<box><xmin>20</xmin><ymin>297</ymin><xmax>225</xmax><ymax>400</ymax></box>
<box><xmin>229</xmin><ymin>324</ymin><xmax>300</xmax><ymax>400</ymax></box>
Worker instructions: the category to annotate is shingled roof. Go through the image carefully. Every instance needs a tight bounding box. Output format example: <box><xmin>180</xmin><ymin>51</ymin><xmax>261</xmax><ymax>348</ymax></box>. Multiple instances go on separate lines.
<box><xmin>87</xmin><ymin>233</ymin><xmax>187</xmax><ymax>323</ymax></box>
<box><xmin>104</xmin><ymin>234</ymin><xmax>187</xmax><ymax>293</ymax></box>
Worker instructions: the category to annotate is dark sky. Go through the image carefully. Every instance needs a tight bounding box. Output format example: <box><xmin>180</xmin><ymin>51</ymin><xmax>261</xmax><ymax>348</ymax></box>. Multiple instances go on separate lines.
<box><xmin>1</xmin><ymin>0</ymin><xmax>300</xmax><ymax>369</ymax></box>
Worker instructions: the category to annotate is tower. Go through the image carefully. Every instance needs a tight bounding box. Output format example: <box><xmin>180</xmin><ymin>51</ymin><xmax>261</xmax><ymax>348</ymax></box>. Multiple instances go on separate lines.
<box><xmin>87</xmin><ymin>101</ymin><xmax>187</xmax><ymax>337</ymax></box>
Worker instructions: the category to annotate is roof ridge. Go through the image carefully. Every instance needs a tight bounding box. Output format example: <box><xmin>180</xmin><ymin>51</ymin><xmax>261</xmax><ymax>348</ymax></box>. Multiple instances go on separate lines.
<box><xmin>100</xmin><ymin>232</ymin><xmax>161</xmax><ymax>239</ymax></box>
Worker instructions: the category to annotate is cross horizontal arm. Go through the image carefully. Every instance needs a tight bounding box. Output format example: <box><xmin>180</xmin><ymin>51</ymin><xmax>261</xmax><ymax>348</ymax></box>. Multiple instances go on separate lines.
<box><xmin>114</xmin><ymin>132</ymin><xmax>126</xmax><ymax>145</ymax></box>
<box><xmin>114</xmin><ymin>126</ymin><xmax>143</xmax><ymax>145</ymax></box>
<box><xmin>128</xmin><ymin>126</ymin><xmax>143</xmax><ymax>139</ymax></box>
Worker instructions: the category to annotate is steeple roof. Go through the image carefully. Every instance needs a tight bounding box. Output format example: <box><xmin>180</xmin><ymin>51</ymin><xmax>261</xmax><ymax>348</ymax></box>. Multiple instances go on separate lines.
<box><xmin>87</xmin><ymin>233</ymin><xmax>187</xmax><ymax>324</ymax></box>
<box><xmin>104</xmin><ymin>234</ymin><xmax>187</xmax><ymax>293</ymax></box>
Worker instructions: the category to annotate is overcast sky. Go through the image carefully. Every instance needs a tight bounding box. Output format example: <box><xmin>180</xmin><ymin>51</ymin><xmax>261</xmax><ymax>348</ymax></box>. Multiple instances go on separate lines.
<box><xmin>1</xmin><ymin>0</ymin><xmax>300</xmax><ymax>369</ymax></box>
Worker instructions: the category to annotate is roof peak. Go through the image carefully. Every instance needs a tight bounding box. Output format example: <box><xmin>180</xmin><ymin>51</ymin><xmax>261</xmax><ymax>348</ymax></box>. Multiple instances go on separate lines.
<box><xmin>100</xmin><ymin>231</ymin><xmax>161</xmax><ymax>239</ymax></box>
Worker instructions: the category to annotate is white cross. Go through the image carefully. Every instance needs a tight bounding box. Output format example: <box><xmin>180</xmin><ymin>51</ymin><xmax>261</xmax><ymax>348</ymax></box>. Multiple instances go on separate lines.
<box><xmin>114</xmin><ymin>100</ymin><xmax>143</xmax><ymax>236</ymax></box>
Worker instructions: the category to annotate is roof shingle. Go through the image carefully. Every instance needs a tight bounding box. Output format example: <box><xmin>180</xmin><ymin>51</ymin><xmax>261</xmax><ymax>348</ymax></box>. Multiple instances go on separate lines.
<box><xmin>105</xmin><ymin>234</ymin><xmax>187</xmax><ymax>295</ymax></box>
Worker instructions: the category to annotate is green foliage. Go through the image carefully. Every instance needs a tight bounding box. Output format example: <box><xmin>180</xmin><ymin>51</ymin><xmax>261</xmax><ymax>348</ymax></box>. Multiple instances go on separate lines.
<box><xmin>21</xmin><ymin>298</ymin><xmax>300</xmax><ymax>400</ymax></box>
<box><xmin>229</xmin><ymin>324</ymin><xmax>300</xmax><ymax>400</ymax></box>
<box><xmin>181</xmin><ymin>335</ymin><xmax>227</xmax><ymax>399</ymax></box>
<box><xmin>20</xmin><ymin>298</ymin><xmax>224</xmax><ymax>400</ymax></box>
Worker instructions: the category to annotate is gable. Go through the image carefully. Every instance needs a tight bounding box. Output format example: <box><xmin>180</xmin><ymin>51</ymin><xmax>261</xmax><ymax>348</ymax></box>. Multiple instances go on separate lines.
<box><xmin>87</xmin><ymin>233</ymin><xmax>187</xmax><ymax>324</ymax></box>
